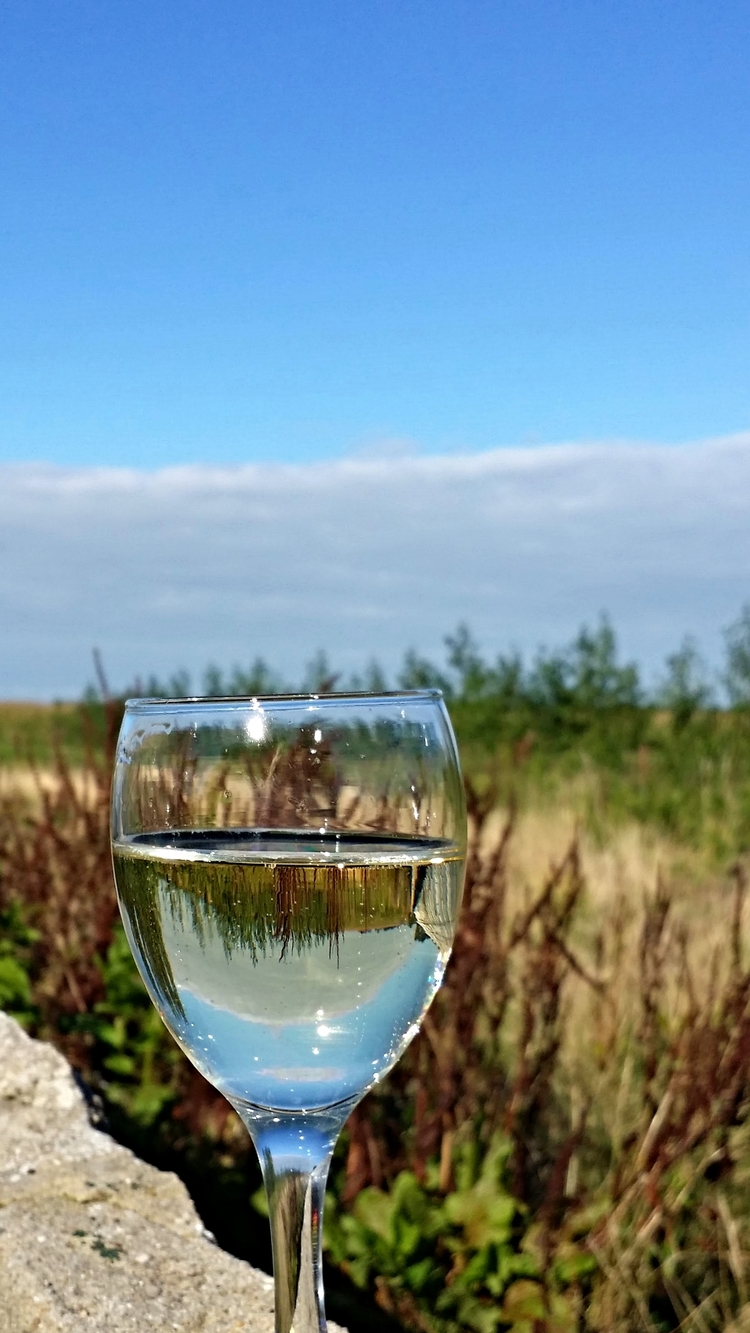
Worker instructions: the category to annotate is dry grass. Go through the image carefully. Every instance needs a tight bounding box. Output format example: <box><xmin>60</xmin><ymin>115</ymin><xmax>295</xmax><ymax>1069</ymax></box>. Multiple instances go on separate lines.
<box><xmin>508</xmin><ymin>802</ymin><xmax>733</xmax><ymax>1008</ymax></box>
<box><xmin>339</xmin><ymin>783</ymin><xmax>750</xmax><ymax>1331</ymax></box>
<box><xmin>0</xmin><ymin>764</ymin><xmax>102</xmax><ymax>806</ymax></box>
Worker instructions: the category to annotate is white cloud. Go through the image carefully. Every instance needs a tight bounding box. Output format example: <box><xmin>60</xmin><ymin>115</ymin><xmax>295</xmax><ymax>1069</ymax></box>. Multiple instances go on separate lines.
<box><xmin>1</xmin><ymin>434</ymin><xmax>749</xmax><ymax>697</ymax></box>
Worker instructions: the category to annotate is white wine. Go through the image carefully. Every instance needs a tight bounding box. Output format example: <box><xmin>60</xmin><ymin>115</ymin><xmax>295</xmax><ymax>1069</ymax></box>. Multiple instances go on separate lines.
<box><xmin>112</xmin><ymin>830</ymin><xmax>463</xmax><ymax>1112</ymax></box>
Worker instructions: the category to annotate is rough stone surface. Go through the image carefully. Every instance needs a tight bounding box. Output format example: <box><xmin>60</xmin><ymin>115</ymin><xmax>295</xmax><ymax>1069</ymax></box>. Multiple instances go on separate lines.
<box><xmin>0</xmin><ymin>1013</ymin><xmax>346</xmax><ymax>1332</ymax></box>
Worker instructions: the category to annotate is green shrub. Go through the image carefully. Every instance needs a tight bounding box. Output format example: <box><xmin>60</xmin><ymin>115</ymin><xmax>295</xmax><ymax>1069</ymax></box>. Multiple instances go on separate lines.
<box><xmin>324</xmin><ymin>1139</ymin><xmax>578</xmax><ymax>1333</ymax></box>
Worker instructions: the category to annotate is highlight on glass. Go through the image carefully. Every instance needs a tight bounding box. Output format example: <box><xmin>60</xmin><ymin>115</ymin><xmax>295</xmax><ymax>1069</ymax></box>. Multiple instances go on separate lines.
<box><xmin>111</xmin><ymin>690</ymin><xmax>467</xmax><ymax>1333</ymax></box>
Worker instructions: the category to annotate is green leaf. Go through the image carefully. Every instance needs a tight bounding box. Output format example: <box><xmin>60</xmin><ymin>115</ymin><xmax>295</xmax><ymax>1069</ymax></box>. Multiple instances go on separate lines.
<box><xmin>444</xmin><ymin>1181</ymin><xmax>518</xmax><ymax>1249</ymax></box>
<box><xmin>403</xmin><ymin>1256</ymin><xmax>439</xmax><ymax>1293</ymax></box>
<box><xmin>501</xmin><ymin>1278</ymin><xmax>547</xmax><ymax>1324</ymax></box>
<box><xmin>353</xmin><ymin>1186</ymin><xmax>396</xmax><ymax>1243</ymax></box>
<box><xmin>552</xmin><ymin>1249</ymin><xmax>598</xmax><ymax>1283</ymax></box>
<box><xmin>103</xmin><ymin>1052</ymin><xmax>136</xmax><ymax>1076</ymax></box>
<box><xmin>0</xmin><ymin>955</ymin><xmax>32</xmax><ymax>1008</ymax></box>
<box><xmin>393</xmin><ymin>1215</ymin><xmax>422</xmax><ymax>1261</ymax></box>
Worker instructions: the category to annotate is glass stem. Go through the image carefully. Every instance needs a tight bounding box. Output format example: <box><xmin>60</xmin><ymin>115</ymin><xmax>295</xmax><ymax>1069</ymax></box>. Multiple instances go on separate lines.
<box><xmin>236</xmin><ymin>1101</ymin><xmax>354</xmax><ymax>1333</ymax></box>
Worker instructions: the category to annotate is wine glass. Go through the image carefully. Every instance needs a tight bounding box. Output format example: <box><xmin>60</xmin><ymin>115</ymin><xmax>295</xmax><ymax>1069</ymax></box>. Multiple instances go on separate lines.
<box><xmin>111</xmin><ymin>690</ymin><xmax>467</xmax><ymax>1333</ymax></box>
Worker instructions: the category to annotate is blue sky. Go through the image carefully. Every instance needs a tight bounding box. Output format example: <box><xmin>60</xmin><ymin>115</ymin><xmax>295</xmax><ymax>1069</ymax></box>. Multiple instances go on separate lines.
<box><xmin>1</xmin><ymin>4</ymin><xmax>749</xmax><ymax>696</ymax></box>
<box><xmin>1</xmin><ymin>0</ymin><xmax>749</xmax><ymax>467</ymax></box>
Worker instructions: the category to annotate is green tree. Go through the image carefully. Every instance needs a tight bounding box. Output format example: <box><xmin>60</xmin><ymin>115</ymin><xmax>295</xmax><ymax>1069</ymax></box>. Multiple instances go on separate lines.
<box><xmin>658</xmin><ymin>635</ymin><xmax>713</xmax><ymax>725</ymax></box>
<box><xmin>527</xmin><ymin>617</ymin><xmax>641</xmax><ymax>710</ymax></box>
<box><xmin>724</xmin><ymin>603</ymin><xmax>750</xmax><ymax>706</ymax></box>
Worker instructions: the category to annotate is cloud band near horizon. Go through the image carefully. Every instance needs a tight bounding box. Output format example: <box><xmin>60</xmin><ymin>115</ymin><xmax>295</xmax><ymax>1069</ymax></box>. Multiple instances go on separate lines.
<box><xmin>1</xmin><ymin>434</ymin><xmax>749</xmax><ymax>698</ymax></box>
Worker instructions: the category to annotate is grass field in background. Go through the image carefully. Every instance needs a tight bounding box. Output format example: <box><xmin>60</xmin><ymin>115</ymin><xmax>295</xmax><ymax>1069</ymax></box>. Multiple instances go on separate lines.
<box><xmin>0</xmin><ymin>700</ymin><xmax>105</xmax><ymax>766</ymax></box>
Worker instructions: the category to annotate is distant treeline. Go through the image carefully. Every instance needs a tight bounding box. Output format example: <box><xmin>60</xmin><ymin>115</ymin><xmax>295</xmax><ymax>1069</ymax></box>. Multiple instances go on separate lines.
<box><xmin>128</xmin><ymin>604</ymin><xmax>750</xmax><ymax>721</ymax></box>
<box><xmin>97</xmin><ymin>608</ymin><xmax>750</xmax><ymax>859</ymax></box>
<box><xmin>0</xmin><ymin>604</ymin><xmax>740</xmax><ymax>853</ymax></box>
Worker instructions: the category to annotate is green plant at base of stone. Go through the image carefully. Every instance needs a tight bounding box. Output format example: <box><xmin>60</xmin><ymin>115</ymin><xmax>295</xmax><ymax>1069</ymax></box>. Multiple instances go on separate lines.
<box><xmin>0</xmin><ymin>902</ymin><xmax>39</xmax><ymax>1021</ymax></box>
<box><xmin>88</xmin><ymin>923</ymin><xmax>184</xmax><ymax>1127</ymax></box>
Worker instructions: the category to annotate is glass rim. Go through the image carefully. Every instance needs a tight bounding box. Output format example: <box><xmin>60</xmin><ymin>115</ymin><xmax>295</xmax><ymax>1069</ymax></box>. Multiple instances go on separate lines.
<box><xmin>122</xmin><ymin>688</ymin><xmax>445</xmax><ymax>712</ymax></box>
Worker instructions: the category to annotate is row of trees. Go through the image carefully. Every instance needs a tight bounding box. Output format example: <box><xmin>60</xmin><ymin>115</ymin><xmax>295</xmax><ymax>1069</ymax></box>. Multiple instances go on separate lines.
<box><xmin>129</xmin><ymin>604</ymin><xmax>750</xmax><ymax>718</ymax></box>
